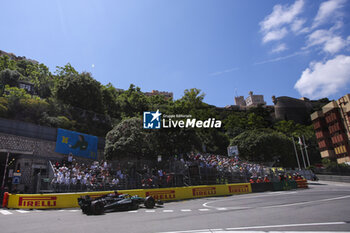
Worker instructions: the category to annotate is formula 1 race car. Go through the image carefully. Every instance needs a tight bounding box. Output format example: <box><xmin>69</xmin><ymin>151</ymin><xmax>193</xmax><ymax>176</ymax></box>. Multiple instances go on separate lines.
<box><xmin>78</xmin><ymin>192</ymin><xmax>163</xmax><ymax>215</ymax></box>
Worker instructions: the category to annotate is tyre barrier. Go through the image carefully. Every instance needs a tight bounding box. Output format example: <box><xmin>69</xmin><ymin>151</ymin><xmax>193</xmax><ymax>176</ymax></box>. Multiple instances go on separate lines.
<box><xmin>5</xmin><ymin>183</ymin><xmax>251</xmax><ymax>209</ymax></box>
<box><xmin>2</xmin><ymin>192</ymin><xmax>9</xmax><ymax>208</ymax></box>
<box><xmin>295</xmin><ymin>179</ymin><xmax>308</xmax><ymax>188</ymax></box>
<box><xmin>251</xmin><ymin>181</ymin><xmax>298</xmax><ymax>192</ymax></box>
<box><xmin>250</xmin><ymin>183</ymin><xmax>274</xmax><ymax>192</ymax></box>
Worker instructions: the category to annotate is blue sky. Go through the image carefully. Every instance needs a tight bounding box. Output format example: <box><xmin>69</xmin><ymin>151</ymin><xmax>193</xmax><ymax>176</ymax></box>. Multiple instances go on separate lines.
<box><xmin>1</xmin><ymin>0</ymin><xmax>350</xmax><ymax>107</ymax></box>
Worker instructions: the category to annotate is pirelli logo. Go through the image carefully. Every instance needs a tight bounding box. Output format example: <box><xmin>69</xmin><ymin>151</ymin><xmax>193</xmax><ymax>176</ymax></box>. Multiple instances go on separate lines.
<box><xmin>192</xmin><ymin>187</ymin><xmax>216</xmax><ymax>196</ymax></box>
<box><xmin>145</xmin><ymin>190</ymin><xmax>175</xmax><ymax>200</ymax></box>
<box><xmin>228</xmin><ymin>185</ymin><xmax>249</xmax><ymax>194</ymax></box>
<box><xmin>18</xmin><ymin>196</ymin><xmax>57</xmax><ymax>207</ymax></box>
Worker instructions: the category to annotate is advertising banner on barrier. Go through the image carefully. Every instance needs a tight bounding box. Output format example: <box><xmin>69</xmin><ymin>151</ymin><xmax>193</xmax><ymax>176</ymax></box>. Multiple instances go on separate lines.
<box><xmin>55</xmin><ymin>128</ymin><xmax>98</xmax><ymax>159</ymax></box>
<box><xmin>7</xmin><ymin>183</ymin><xmax>252</xmax><ymax>209</ymax></box>
<box><xmin>227</xmin><ymin>184</ymin><xmax>251</xmax><ymax>194</ymax></box>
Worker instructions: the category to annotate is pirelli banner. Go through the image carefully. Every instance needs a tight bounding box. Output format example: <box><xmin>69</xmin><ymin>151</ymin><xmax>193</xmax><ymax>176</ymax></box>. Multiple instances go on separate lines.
<box><xmin>6</xmin><ymin>183</ymin><xmax>251</xmax><ymax>209</ymax></box>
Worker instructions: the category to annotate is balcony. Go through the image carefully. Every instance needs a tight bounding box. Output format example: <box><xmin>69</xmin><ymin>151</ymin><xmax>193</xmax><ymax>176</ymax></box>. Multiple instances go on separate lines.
<box><xmin>318</xmin><ymin>140</ymin><xmax>332</xmax><ymax>149</ymax></box>
<box><xmin>325</xmin><ymin>112</ymin><xmax>341</xmax><ymax>124</ymax></box>
<box><xmin>315</xmin><ymin>131</ymin><xmax>329</xmax><ymax>139</ymax></box>
<box><xmin>331</xmin><ymin>133</ymin><xmax>348</xmax><ymax>145</ymax></box>
<box><xmin>329</xmin><ymin>122</ymin><xmax>343</xmax><ymax>135</ymax></box>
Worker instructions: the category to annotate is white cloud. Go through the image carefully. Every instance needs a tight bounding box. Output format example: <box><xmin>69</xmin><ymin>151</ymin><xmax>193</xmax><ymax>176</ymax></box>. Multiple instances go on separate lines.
<box><xmin>260</xmin><ymin>0</ymin><xmax>304</xmax><ymax>43</ymax></box>
<box><xmin>313</xmin><ymin>0</ymin><xmax>346</xmax><ymax>28</ymax></box>
<box><xmin>263</xmin><ymin>28</ymin><xmax>288</xmax><ymax>43</ymax></box>
<box><xmin>271</xmin><ymin>43</ymin><xmax>288</xmax><ymax>53</ymax></box>
<box><xmin>324</xmin><ymin>36</ymin><xmax>347</xmax><ymax>53</ymax></box>
<box><xmin>294</xmin><ymin>55</ymin><xmax>350</xmax><ymax>98</ymax></box>
<box><xmin>260</xmin><ymin>0</ymin><xmax>304</xmax><ymax>31</ymax></box>
<box><xmin>291</xmin><ymin>18</ymin><xmax>306</xmax><ymax>33</ymax></box>
<box><xmin>306</xmin><ymin>28</ymin><xmax>349</xmax><ymax>54</ymax></box>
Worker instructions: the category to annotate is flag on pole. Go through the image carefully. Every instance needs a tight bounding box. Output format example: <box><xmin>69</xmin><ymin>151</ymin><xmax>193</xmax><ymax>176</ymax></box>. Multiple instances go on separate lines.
<box><xmin>298</xmin><ymin>137</ymin><xmax>303</xmax><ymax>145</ymax></box>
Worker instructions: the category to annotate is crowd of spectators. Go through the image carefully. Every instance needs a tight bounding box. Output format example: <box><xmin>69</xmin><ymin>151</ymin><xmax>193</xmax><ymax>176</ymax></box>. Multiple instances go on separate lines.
<box><xmin>51</xmin><ymin>156</ymin><xmax>180</xmax><ymax>192</ymax></box>
<box><xmin>183</xmin><ymin>152</ymin><xmax>266</xmax><ymax>179</ymax></box>
<box><xmin>51</xmin><ymin>158</ymin><xmax>121</xmax><ymax>192</ymax></box>
<box><xmin>50</xmin><ymin>152</ymin><xmax>309</xmax><ymax>192</ymax></box>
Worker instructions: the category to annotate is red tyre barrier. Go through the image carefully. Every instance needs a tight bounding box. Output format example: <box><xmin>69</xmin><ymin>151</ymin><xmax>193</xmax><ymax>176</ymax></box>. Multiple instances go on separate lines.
<box><xmin>295</xmin><ymin>179</ymin><xmax>308</xmax><ymax>188</ymax></box>
<box><xmin>2</xmin><ymin>192</ymin><xmax>9</xmax><ymax>207</ymax></box>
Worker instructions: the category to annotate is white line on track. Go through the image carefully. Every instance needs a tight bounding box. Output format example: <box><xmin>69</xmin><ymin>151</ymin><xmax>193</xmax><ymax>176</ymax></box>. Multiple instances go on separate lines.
<box><xmin>0</xmin><ymin>210</ymin><xmax>13</xmax><ymax>215</ymax></box>
<box><xmin>156</xmin><ymin>221</ymin><xmax>348</xmax><ymax>233</ymax></box>
<box><xmin>16</xmin><ymin>210</ymin><xmax>30</xmax><ymax>213</ymax></box>
<box><xmin>203</xmin><ymin>191</ymin><xmax>297</xmax><ymax>208</ymax></box>
<box><xmin>180</xmin><ymin>209</ymin><xmax>192</xmax><ymax>212</ymax></box>
<box><xmin>225</xmin><ymin>221</ymin><xmax>347</xmax><ymax>230</ymax></box>
<box><xmin>128</xmin><ymin>210</ymin><xmax>138</xmax><ymax>213</ymax></box>
<box><xmin>145</xmin><ymin>210</ymin><xmax>156</xmax><ymax>213</ymax></box>
<box><xmin>198</xmin><ymin>209</ymin><xmax>210</xmax><ymax>211</ymax></box>
<box><xmin>261</xmin><ymin>195</ymin><xmax>350</xmax><ymax>209</ymax></box>
<box><xmin>216</xmin><ymin>208</ymin><xmax>227</xmax><ymax>211</ymax></box>
<box><xmin>68</xmin><ymin>210</ymin><xmax>80</xmax><ymax>212</ymax></box>
<box><xmin>163</xmin><ymin>210</ymin><xmax>174</xmax><ymax>213</ymax></box>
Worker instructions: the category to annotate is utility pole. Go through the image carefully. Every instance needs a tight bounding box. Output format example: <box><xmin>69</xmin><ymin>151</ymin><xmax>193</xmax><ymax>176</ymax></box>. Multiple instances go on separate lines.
<box><xmin>302</xmin><ymin>135</ymin><xmax>311</xmax><ymax>167</ymax></box>
<box><xmin>292</xmin><ymin>137</ymin><xmax>301</xmax><ymax>170</ymax></box>
<box><xmin>299</xmin><ymin>137</ymin><xmax>307</xmax><ymax>169</ymax></box>
<box><xmin>1</xmin><ymin>152</ymin><xmax>10</xmax><ymax>190</ymax></box>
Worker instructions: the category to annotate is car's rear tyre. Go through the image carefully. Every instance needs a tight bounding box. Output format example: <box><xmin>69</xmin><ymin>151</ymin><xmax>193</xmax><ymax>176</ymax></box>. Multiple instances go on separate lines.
<box><xmin>144</xmin><ymin>196</ymin><xmax>155</xmax><ymax>209</ymax></box>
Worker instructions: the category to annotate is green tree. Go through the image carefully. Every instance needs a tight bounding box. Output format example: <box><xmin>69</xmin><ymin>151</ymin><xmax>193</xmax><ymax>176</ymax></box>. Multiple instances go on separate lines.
<box><xmin>0</xmin><ymin>56</ymin><xmax>16</xmax><ymax>71</ymax></box>
<box><xmin>23</xmin><ymin>63</ymin><xmax>53</xmax><ymax>98</ymax></box>
<box><xmin>224</xmin><ymin>112</ymin><xmax>248</xmax><ymax>138</ymax></box>
<box><xmin>0</xmin><ymin>69</ymin><xmax>21</xmax><ymax>89</ymax></box>
<box><xmin>105</xmin><ymin>118</ymin><xmax>153</xmax><ymax>160</ymax></box>
<box><xmin>101</xmin><ymin>83</ymin><xmax>121</xmax><ymax>118</ymax></box>
<box><xmin>0</xmin><ymin>97</ymin><xmax>8</xmax><ymax>117</ymax></box>
<box><xmin>231</xmin><ymin>129</ymin><xmax>295</xmax><ymax>166</ymax></box>
<box><xmin>116</xmin><ymin>84</ymin><xmax>149</xmax><ymax>118</ymax></box>
<box><xmin>55</xmin><ymin>63</ymin><xmax>79</xmax><ymax>77</ymax></box>
<box><xmin>55</xmin><ymin>72</ymin><xmax>104</xmax><ymax>113</ymax></box>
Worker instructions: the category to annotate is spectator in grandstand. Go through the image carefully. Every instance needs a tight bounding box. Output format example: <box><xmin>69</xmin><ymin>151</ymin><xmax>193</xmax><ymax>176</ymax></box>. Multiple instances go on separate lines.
<box><xmin>263</xmin><ymin>175</ymin><xmax>270</xmax><ymax>183</ymax></box>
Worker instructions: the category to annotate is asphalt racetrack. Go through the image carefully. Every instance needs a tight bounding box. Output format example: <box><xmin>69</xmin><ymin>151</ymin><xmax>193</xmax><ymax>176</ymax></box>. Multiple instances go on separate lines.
<box><xmin>1</xmin><ymin>181</ymin><xmax>350</xmax><ymax>233</ymax></box>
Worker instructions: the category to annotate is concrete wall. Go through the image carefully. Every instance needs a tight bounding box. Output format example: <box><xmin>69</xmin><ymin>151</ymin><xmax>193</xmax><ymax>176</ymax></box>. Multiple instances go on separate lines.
<box><xmin>317</xmin><ymin>174</ymin><xmax>350</xmax><ymax>183</ymax></box>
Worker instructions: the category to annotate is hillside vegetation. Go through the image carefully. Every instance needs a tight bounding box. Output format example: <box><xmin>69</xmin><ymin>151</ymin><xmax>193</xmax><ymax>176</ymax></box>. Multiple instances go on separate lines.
<box><xmin>0</xmin><ymin>55</ymin><xmax>321</xmax><ymax>166</ymax></box>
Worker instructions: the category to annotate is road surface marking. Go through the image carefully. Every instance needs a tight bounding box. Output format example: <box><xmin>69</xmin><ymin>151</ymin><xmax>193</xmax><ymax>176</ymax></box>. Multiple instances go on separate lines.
<box><xmin>157</xmin><ymin>222</ymin><xmax>347</xmax><ymax>233</ymax></box>
<box><xmin>198</xmin><ymin>209</ymin><xmax>210</xmax><ymax>211</ymax></box>
<box><xmin>225</xmin><ymin>221</ymin><xmax>347</xmax><ymax>230</ymax></box>
<box><xmin>0</xmin><ymin>210</ymin><xmax>13</xmax><ymax>215</ymax></box>
<box><xmin>16</xmin><ymin>210</ymin><xmax>30</xmax><ymax>213</ymax></box>
<box><xmin>128</xmin><ymin>210</ymin><xmax>138</xmax><ymax>213</ymax></box>
<box><xmin>262</xmin><ymin>195</ymin><xmax>350</xmax><ymax>209</ymax></box>
<box><xmin>181</xmin><ymin>209</ymin><xmax>192</xmax><ymax>212</ymax></box>
<box><xmin>217</xmin><ymin>208</ymin><xmax>227</xmax><ymax>211</ymax></box>
<box><xmin>163</xmin><ymin>210</ymin><xmax>174</xmax><ymax>213</ymax></box>
<box><xmin>203</xmin><ymin>191</ymin><xmax>297</xmax><ymax>208</ymax></box>
<box><xmin>145</xmin><ymin>210</ymin><xmax>156</xmax><ymax>213</ymax></box>
<box><xmin>69</xmin><ymin>210</ymin><xmax>80</xmax><ymax>212</ymax></box>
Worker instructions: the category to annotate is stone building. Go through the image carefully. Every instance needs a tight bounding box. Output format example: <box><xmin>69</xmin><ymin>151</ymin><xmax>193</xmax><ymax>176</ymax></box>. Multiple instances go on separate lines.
<box><xmin>144</xmin><ymin>90</ymin><xmax>174</xmax><ymax>100</ymax></box>
<box><xmin>234</xmin><ymin>91</ymin><xmax>266</xmax><ymax>108</ymax></box>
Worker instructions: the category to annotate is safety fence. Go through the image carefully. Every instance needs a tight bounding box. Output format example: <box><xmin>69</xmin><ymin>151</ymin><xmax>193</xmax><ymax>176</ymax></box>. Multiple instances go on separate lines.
<box><xmin>4</xmin><ymin>183</ymin><xmax>251</xmax><ymax>209</ymax></box>
<box><xmin>3</xmin><ymin>180</ymin><xmax>308</xmax><ymax>209</ymax></box>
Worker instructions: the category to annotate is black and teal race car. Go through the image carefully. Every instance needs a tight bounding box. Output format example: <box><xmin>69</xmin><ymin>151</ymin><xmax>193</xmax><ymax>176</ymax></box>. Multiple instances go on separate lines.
<box><xmin>78</xmin><ymin>192</ymin><xmax>163</xmax><ymax>215</ymax></box>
